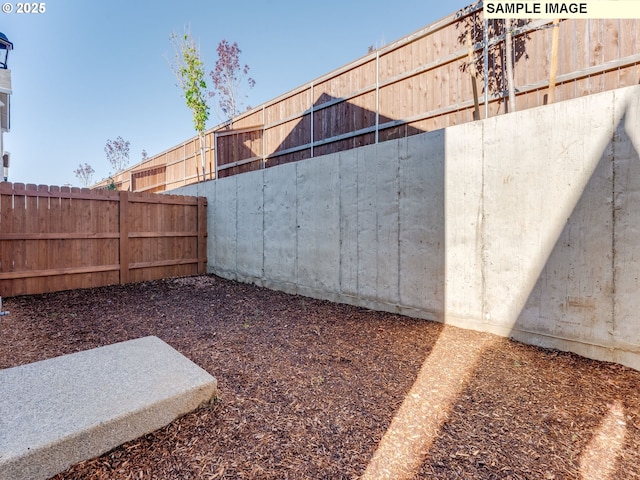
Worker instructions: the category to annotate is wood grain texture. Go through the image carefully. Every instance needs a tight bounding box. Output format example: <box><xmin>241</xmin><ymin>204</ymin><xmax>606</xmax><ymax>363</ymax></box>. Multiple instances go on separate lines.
<box><xmin>0</xmin><ymin>184</ymin><xmax>207</xmax><ymax>297</ymax></box>
<box><xmin>92</xmin><ymin>12</ymin><xmax>638</xmax><ymax>192</ymax></box>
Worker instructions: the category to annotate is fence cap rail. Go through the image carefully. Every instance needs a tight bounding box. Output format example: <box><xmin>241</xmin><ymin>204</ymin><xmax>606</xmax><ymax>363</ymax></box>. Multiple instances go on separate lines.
<box><xmin>1</xmin><ymin>182</ymin><xmax>120</xmax><ymax>200</ymax></box>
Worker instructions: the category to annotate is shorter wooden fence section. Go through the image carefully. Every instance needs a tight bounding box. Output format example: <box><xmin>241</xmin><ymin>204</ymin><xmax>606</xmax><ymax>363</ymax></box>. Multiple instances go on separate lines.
<box><xmin>0</xmin><ymin>182</ymin><xmax>207</xmax><ymax>297</ymax></box>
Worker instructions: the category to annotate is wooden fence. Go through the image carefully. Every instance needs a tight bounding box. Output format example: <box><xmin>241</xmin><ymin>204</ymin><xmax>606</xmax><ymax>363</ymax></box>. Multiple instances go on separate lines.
<box><xmin>95</xmin><ymin>1</ymin><xmax>640</xmax><ymax>191</ymax></box>
<box><xmin>0</xmin><ymin>182</ymin><xmax>207</xmax><ymax>297</ymax></box>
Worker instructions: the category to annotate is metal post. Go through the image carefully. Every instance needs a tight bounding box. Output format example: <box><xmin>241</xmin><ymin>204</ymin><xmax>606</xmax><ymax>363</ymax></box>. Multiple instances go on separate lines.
<box><xmin>214</xmin><ymin>132</ymin><xmax>218</xmax><ymax>180</ymax></box>
<box><xmin>375</xmin><ymin>51</ymin><xmax>380</xmax><ymax>144</ymax></box>
<box><xmin>483</xmin><ymin>18</ymin><xmax>489</xmax><ymax>119</ymax></box>
<box><xmin>262</xmin><ymin>105</ymin><xmax>266</xmax><ymax>169</ymax></box>
<box><xmin>310</xmin><ymin>83</ymin><xmax>314</xmax><ymax>158</ymax></box>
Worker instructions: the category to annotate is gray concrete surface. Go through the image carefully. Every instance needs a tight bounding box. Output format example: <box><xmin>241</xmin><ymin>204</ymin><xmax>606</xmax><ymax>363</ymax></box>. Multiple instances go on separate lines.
<box><xmin>0</xmin><ymin>336</ymin><xmax>217</xmax><ymax>480</ymax></box>
<box><xmin>173</xmin><ymin>85</ymin><xmax>640</xmax><ymax>371</ymax></box>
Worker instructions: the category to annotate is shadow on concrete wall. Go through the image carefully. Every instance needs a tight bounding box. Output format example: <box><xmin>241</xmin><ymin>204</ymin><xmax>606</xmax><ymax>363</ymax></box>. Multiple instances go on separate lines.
<box><xmin>361</xmin><ymin>98</ymin><xmax>639</xmax><ymax>479</ymax></box>
<box><xmin>217</xmin><ymin>92</ymin><xmax>426</xmax><ymax>178</ymax></box>
<box><xmin>511</xmin><ymin>108</ymin><xmax>640</xmax><ymax>363</ymax></box>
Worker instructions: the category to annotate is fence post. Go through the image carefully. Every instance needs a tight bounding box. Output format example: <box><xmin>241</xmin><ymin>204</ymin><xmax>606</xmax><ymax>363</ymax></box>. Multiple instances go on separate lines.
<box><xmin>214</xmin><ymin>132</ymin><xmax>218</xmax><ymax>180</ymax></box>
<box><xmin>197</xmin><ymin>196</ymin><xmax>207</xmax><ymax>274</ymax></box>
<box><xmin>262</xmin><ymin>106</ymin><xmax>266</xmax><ymax>169</ymax></box>
<box><xmin>375</xmin><ymin>51</ymin><xmax>380</xmax><ymax>144</ymax></box>
<box><xmin>483</xmin><ymin>18</ymin><xmax>489</xmax><ymax>119</ymax></box>
<box><xmin>310</xmin><ymin>83</ymin><xmax>314</xmax><ymax>158</ymax></box>
<box><xmin>119</xmin><ymin>191</ymin><xmax>130</xmax><ymax>285</ymax></box>
<box><xmin>548</xmin><ymin>18</ymin><xmax>560</xmax><ymax>104</ymax></box>
<box><xmin>505</xmin><ymin>19</ymin><xmax>516</xmax><ymax>113</ymax></box>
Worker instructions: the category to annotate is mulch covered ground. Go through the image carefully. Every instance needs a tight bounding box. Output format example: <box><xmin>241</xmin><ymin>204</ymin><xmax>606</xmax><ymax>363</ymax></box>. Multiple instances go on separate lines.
<box><xmin>1</xmin><ymin>275</ymin><xmax>639</xmax><ymax>479</ymax></box>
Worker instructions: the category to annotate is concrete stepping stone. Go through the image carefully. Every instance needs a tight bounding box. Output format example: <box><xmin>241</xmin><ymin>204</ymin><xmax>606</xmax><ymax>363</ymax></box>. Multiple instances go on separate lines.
<box><xmin>0</xmin><ymin>336</ymin><xmax>217</xmax><ymax>480</ymax></box>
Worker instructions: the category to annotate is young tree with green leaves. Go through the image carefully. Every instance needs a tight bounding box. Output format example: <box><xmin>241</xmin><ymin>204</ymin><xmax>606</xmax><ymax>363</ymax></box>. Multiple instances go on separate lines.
<box><xmin>169</xmin><ymin>30</ymin><xmax>210</xmax><ymax>181</ymax></box>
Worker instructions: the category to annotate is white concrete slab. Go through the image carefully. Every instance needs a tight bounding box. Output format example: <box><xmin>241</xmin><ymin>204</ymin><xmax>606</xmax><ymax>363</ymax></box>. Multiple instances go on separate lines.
<box><xmin>0</xmin><ymin>336</ymin><xmax>217</xmax><ymax>480</ymax></box>
<box><xmin>399</xmin><ymin>130</ymin><xmax>445</xmax><ymax>315</ymax></box>
<box><xmin>264</xmin><ymin>164</ymin><xmax>298</xmax><ymax>287</ymax></box>
<box><xmin>296</xmin><ymin>153</ymin><xmax>341</xmax><ymax>293</ymax></box>
<box><xmin>214</xmin><ymin>176</ymin><xmax>239</xmax><ymax>277</ymax></box>
<box><xmin>236</xmin><ymin>170</ymin><xmax>265</xmax><ymax>281</ymax></box>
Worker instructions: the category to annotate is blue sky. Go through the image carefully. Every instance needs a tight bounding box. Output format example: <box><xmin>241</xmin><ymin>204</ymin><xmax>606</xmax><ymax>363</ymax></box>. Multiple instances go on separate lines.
<box><xmin>2</xmin><ymin>0</ymin><xmax>471</xmax><ymax>187</ymax></box>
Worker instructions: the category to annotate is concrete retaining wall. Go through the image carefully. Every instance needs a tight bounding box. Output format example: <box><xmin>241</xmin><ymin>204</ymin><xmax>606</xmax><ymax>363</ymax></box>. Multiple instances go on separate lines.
<box><xmin>173</xmin><ymin>85</ymin><xmax>640</xmax><ymax>371</ymax></box>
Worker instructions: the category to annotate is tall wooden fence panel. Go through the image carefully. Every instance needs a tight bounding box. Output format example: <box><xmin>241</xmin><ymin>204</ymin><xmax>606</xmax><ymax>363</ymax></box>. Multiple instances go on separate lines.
<box><xmin>0</xmin><ymin>182</ymin><xmax>207</xmax><ymax>297</ymax></box>
<box><xmin>95</xmin><ymin>2</ymin><xmax>640</xmax><ymax>192</ymax></box>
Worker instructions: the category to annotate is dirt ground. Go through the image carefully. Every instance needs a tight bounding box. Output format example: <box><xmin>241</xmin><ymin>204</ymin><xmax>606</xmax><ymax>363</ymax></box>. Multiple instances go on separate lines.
<box><xmin>1</xmin><ymin>275</ymin><xmax>640</xmax><ymax>480</ymax></box>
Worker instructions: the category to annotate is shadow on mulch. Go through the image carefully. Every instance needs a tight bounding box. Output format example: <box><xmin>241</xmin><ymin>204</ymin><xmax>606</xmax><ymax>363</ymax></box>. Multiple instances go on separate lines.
<box><xmin>1</xmin><ymin>274</ymin><xmax>639</xmax><ymax>479</ymax></box>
